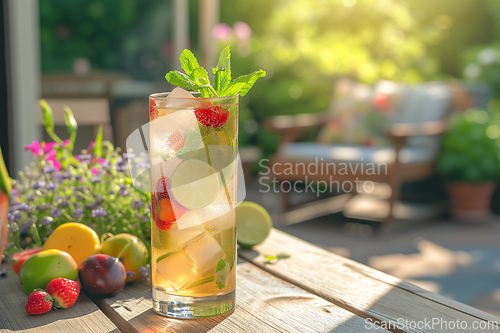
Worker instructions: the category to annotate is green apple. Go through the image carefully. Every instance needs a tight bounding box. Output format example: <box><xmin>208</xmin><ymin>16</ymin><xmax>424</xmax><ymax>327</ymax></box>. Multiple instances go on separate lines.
<box><xmin>101</xmin><ymin>234</ymin><xmax>149</xmax><ymax>282</ymax></box>
<box><xmin>19</xmin><ymin>249</ymin><xmax>78</xmax><ymax>295</ymax></box>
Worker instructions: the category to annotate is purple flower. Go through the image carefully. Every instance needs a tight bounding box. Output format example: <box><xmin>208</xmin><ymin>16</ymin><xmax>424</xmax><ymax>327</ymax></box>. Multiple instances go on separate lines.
<box><xmin>117</xmin><ymin>158</ymin><xmax>126</xmax><ymax>166</ymax></box>
<box><xmin>132</xmin><ymin>200</ymin><xmax>143</xmax><ymax>209</ymax></box>
<box><xmin>92</xmin><ymin>207</ymin><xmax>107</xmax><ymax>217</ymax></box>
<box><xmin>25</xmin><ymin>193</ymin><xmax>35</xmax><ymax>202</ymax></box>
<box><xmin>50</xmin><ymin>208</ymin><xmax>62</xmax><ymax>218</ymax></box>
<box><xmin>90</xmin><ymin>176</ymin><xmax>100</xmax><ymax>183</ymax></box>
<box><xmin>95</xmin><ymin>196</ymin><xmax>103</xmax><ymax>205</ymax></box>
<box><xmin>32</xmin><ymin>180</ymin><xmax>46</xmax><ymax>189</ymax></box>
<box><xmin>78</xmin><ymin>154</ymin><xmax>91</xmax><ymax>161</ymax></box>
<box><xmin>47</xmin><ymin>183</ymin><xmax>58</xmax><ymax>190</ymax></box>
<box><xmin>126</xmin><ymin>271</ymin><xmax>135</xmax><ymax>277</ymax></box>
<box><xmin>141</xmin><ymin>216</ymin><xmax>149</xmax><ymax>223</ymax></box>
<box><xmin>43</xmin><ymin>164</ymin><xmax>56</xmax><ymax>173</ymax></box>
<box><xmin>36</xmin><ymin>203</ymin><xmax>49</xmax><ymax>211</ymax></box>
<box><xmin>115</xmin><ymin>165</ymin><xmax>127</xmax><ymax>172</ymax></box>
<box><xmin>40</xmin><ymin>216</ymin><xmax>53</xmax><ymax>226</ymax></box>
<box><xmin>123</xmin><ymin>153</ymin><xmax>135</xmax><ymax>159</ymax></box>
<box><xmin>139</xmin><ymin>266</ymin><xmax>149</xmax><ymax>277</ymax></box>
<box><xmin>118</xmin><ymin>189</ymin><xmax>129</xmax><ymax>196</ymax></box>
<box><xmin>59</xmin><ymin>201</ymin><xmax>69</xmax><ymax>207</ymax></box>
<box><xmin>74</xmin><ymin>208</ymin><xmax>83</xmax><ymax>218</ymax></box>
<box><xmin>75</xmin><ymin>174</ymin><xmax>82</xmax><ymax>180</ymax></box>
<box><xmin>109</xmin><ymin>190</ymin><xmax>115</xmax><ymax>195</ymax></box>
<box><xmin>61</xmin><ymin>173</ymin><xmax>71</xmax><ymax>180</ymax></box>
<box><xmin>19</xmin><ymin>221</ymin><xmax>33</xmax><ymax>237</ymax></box>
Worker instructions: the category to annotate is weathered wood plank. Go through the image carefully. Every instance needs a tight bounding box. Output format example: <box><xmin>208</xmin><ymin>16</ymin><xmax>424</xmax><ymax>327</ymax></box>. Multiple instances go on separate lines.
<box><xmin>239</xmin><ymin>229</ymin><xmax>500</xmax><ymax>333</ymax></box>
<box><xmin>102</xmin><ymin>260</ymin><xmax>385</xmax><ymax>333</ymax></box>
<box><xmin>0</xmin><ymin>267</ymin><xmax>117</xmax><ymax>333</ymax></box>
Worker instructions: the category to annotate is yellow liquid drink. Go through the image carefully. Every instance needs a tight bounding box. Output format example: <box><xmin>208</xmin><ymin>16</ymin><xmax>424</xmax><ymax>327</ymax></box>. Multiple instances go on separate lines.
<box><xmin>149</xmin><ymin>89</ymin><xmax>238</xmax><ymax>318</ymax></box>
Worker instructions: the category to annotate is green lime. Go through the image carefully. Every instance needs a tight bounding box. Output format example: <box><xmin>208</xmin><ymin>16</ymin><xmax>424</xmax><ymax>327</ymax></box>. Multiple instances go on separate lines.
<box><xmin>171</xmin><ymin>159</ymin><xmax>221</xmax><ymax>209</ymax></box>
<box><xmin>236</xmin><ymin>202</ymin><xmax>273</xmax><ymax>248</ymax></box>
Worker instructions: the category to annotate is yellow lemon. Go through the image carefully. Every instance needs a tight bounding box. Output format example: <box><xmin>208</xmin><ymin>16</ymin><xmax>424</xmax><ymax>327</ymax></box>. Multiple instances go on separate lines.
<box><xmin>43</xmin><ymin>222</ymin><xmax>100</xmax><ymax>267</ymax></box>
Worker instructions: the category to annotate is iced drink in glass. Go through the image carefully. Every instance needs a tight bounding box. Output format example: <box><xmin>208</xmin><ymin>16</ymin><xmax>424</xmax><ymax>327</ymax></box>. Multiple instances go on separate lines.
<box><xmin>149</xmin><ymin>88</ymin><xmax>238</xmax><ymax>318</ymax></box>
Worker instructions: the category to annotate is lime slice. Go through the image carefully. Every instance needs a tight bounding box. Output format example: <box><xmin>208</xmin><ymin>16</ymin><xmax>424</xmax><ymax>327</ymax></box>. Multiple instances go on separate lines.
<box><xmin>236</xmin><ymin>202</ymin><xmax>273</xmax><ymax>248</ymax></box>
<box><xmin>171</xmin><ymin>159</ymin><xmax>221</xmax><ymax>209</ymax></box>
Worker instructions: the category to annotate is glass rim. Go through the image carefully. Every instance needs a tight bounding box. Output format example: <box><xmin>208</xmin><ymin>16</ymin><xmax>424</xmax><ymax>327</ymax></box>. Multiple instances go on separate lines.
<box><xmin>149</xmin><ymin>91</ymin><xmax>239</xmax><ymax>100</ymax></box>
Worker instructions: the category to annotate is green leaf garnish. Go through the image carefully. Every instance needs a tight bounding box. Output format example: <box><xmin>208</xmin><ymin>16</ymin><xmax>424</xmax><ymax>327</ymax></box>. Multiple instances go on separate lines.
<box><xmin>165</xmin><ymin>45</ymin><xmax>265</xmax><ymax>98</ymax></box>
<box><xmin>222</xmin><ymin>70</ymin><xmax>267</xmax><ymax>97</ymax></box>
<box><xmin>213</xmin><ymin>46</ymin><xmax>231</xmax><ymax>95</ymax></box>
<box><xmin>214</xmin><ymin>259</ymin><xmax>230</xmax><ymax>290</ymax></box>
<box><xmin>180</xmin><ymin>49</ymin><xmax>200</xmax><ymax>76</ymax></box>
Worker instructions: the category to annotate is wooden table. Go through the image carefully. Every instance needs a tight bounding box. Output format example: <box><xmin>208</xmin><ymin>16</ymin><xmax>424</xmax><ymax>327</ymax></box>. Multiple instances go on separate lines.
<box><xmin>1</xmin><ymin>229</ymin><xmax>499</xmax><ymax>332</ymax></box>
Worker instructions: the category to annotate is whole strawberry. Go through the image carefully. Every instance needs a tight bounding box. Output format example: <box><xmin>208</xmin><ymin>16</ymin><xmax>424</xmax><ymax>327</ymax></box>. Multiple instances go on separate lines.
<box><xmin>25</xmin><ymin>290</ymin><xmax>53</xmax><ymax>315</ymax></box>
<box><xmin>45</xmin><ymin>278</ymin><xmax>80</xmax><ymax>309</ymax></box>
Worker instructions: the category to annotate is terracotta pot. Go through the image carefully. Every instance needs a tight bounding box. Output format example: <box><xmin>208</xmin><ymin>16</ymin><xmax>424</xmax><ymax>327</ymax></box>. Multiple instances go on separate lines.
<box><xmin>447</xmin><ymin>182</ymin><xmax>497</xmax><ymax>222</ymax></box>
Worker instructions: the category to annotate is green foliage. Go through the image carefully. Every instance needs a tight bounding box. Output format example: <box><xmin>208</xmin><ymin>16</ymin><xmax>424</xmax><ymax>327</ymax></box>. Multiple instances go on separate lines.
<box><xmin>165</xmin><ymin>46</ymin><xmax>266</xmax><ymax>97</ymax></box>
<box><xmin>7</xmin><ymin>102</ymin><xmax>151</xmax><ymax>253</ymax></box>
<box><xmin>437</xmin><ymin>108</ymin><xmax>500</xmax><ymax>182</ymax></box>
<box><xmin>220</xmin><ymin>0</ymin><xmax>452</xmax><ymax>155</ymax></box>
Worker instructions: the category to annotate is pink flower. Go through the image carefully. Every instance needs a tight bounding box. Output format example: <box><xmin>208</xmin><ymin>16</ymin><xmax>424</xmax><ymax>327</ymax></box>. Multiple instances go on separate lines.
<box><xmin>62</xmin><ymin>139</ymin><xmax>70</xmax><ymax>147</ymax></box>
<box><xmin>91</xmin><ymin>167</ymin><xmax>98</xmax><ymax>174</ymax></box>
<box><xmin>88</xmin><ymin>141</ymin><xmax>95</xmax><ymax>150</ymax></box>
<box><xmin>98</xmin><ymin>158</ymin><xmax>106</xmax><ymax>165</ymax></box>
<box><xmin>44</xmin><ymin>142</ymin><xmax>58</xmax><ymax>153</ymax></box>
<box><xmin>25</xmin><ymin>141</ymin><xmax>41</xmax><ymax>156</ymax></box>
<box><xmin>233</xmin><ymin>22</ymin><xmax>252</xmax><ymax>42</ymax></box>
<box><xmin>212</xmin><ymin>23</ymin><xmax>233</xmax><ymax>42</ymax></box>
<box><xmin>45</xmin><ymin>149</ymin><xmax>61</xmax><ymax>171</ymax></box>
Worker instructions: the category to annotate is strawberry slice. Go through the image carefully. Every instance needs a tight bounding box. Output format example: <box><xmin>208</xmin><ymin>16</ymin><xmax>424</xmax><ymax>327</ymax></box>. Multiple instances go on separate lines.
<box><xmin>195</xmin><ymin>105</ymin><xmax>229</xmax><ymax>129</ymax></box>
<box><xmin>45</xmin><ymin>278</ymin><xmax>80</xmax><ymax>309</ymax></box>
<box><xmin>25</xmin><ymin>290</ymin><xmax>53</xmax><ymax>315</ymax></box>
<box><xmin>155</xmin><ymin>176</ymin><xmax>170</xmax><ymax>199</ymax></box>
<box><xmin>12</xmin><ymin>248</ymin><xmax>43</xmax><ymax>275</ymax></box>
<box><xmin>150</xmin><ymin>100</ymin><xmax>158</xmax><ymax>120</ymax></box>
<box><xmin>155</xmin><ymin>198</ymin><xmax>186</xmax><ymax>231</ymax></box>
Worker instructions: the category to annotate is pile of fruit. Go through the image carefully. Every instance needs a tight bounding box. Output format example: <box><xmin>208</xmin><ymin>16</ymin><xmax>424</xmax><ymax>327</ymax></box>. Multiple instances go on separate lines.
<box><xmin>11</xmin><ymin>222</ymin><xmax>149</xmax><ymax>315</ymax></box>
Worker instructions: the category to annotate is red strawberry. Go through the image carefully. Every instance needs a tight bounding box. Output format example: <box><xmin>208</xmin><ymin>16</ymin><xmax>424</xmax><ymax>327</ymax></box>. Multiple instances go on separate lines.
<box><xmin>12</xmin><ymin>248</ymin><xmax>43</xmax><ymax>275</ymax></box>
<box><xmin>195</xmin><ymin>105</ymin><xmax>229</xmax><ymax>129</ymax></box>
<box><xmin>151</xmin><ymin>192</ymin><xmax>158</xmax><ymax>222</ymax></box>
<box><xmin>45</xmin><ymin>278</ymin><xmax>80</xmax><ymax>309</ymax></box>
<box><xmin>212</xmin><ymin>106</ymin><xmax>229</xmax><ymax>129</ymax></box>
<box><xmin>155</xmin><ymin>176</ymin><xmax>170</xmax><ymax>199</ymax></box>
<box><xmin>150</xmin><ymin>100</ymin><xmax>158</xmax><ymax>120</ymax></box>
<box><xmin>155</xmin><ymin>198</ymin><xmax>186</xmax><ymax>231</ymax></box>
<box><xmin>25</xmin><ymin>290</ymin><xmax>53</xmax><ymax>315</ymax></box>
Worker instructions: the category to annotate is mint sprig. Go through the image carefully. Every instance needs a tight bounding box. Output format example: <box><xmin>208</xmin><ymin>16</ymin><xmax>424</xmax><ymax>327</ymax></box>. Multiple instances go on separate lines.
<box><xmin>165</xmin><ymin>45</ymin><xmax>266</xmax><ymax>98</ymax></box>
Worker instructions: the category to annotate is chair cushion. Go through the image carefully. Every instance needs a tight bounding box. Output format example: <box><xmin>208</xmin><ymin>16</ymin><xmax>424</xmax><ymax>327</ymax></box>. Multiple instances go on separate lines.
<box><xmin>279</xmin><ymin>142</ymin><xmax>438</xmax><ymax>165</ymax></box>
<box><xmin>316</xmin><ymin>79</ymin><xmax>403</xmax><ymax>146</ymax></box>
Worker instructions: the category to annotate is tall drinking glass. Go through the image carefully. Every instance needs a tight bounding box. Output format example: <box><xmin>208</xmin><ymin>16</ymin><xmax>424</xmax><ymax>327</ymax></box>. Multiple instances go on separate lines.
<box><xmin>149</xmin><ymin>91</ymin><xmax>238</xmax><ymax>318</ymax></box>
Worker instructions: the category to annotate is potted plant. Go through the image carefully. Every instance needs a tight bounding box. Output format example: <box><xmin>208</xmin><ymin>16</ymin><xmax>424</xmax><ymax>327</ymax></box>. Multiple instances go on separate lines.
<box><xmin>437</xmin><ymin>108</ymin><xmax>500</xmax><ymax>222</ymax></box>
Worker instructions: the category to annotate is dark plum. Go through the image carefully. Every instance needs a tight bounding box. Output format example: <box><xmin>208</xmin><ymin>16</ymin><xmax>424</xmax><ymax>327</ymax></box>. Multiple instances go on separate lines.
<box><xmin>79</xmin><ymin>254</ymin><xmax>126</xmax><ymax>298</ymax></box>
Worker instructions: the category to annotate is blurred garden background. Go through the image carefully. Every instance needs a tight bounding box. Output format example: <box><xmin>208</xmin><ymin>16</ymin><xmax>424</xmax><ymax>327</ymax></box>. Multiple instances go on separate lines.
<box><xmin>34</xmin><ymin>0</ymin><xmax>500</xmax><ymax>156</ymax></box>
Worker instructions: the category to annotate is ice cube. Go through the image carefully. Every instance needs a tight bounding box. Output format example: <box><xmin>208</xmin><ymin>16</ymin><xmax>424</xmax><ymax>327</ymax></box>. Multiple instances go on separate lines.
<box><xmin>165</xmin><ymin>88</ymin><xmax>198</xmax><ymax>109</ymax></box>
<box><xmin>184</xmin><ymin>234</ymin><xmax>225</xmax><ymax>277</ymax></box>
<box><xmin>156</xmin><ymin>252</ymin><xmax>197</xmax><ymax>291</ymax></box>
<box><xmin>169</xmin><ymin>211</ymin><xmax>205</xmax><ymax>249</ymax></box>
<box><xmin>213</xmin><ymin>227</ymin><xmax>236</xmax><ymax>270</ymax></box>
<box><xmin>168</xmin><ymin>87</ymin><xmax>195</xmax><ymax>99</ymax></box>
<box><xmin>200</xmin><ymin>188</ymin><xmax>232</xmax><ymax>224</ymax></box>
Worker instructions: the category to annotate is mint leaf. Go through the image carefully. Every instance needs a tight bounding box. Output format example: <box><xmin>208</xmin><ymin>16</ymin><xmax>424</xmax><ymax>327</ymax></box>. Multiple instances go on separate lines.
<box><xmin>214</xmin><ymin>259</ymin><xmax>230</xmax><ymax>290</ymax></box>
<box><xmin>165</xmin><ymin>71</ymin><xmax>198</xmax><ymax>90</ymax></box>
<box><xmin>180</xmin><ymin>49</ymin><xmax>200</xmax><ymax>76</ymax></box>
<box><xmin>222</xmin><ymin>70</ymin><xmax>266</xmax><ymax>97</ymax></box>
<box><xmin>213</xmin><ymin>46</ymin><xmax>231</xmax><ymax>95</ymax></box>
<box><xmin>190</xmin><ymin>67</ymin><xmax>216</xmax><ymax>97</ymax></box>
